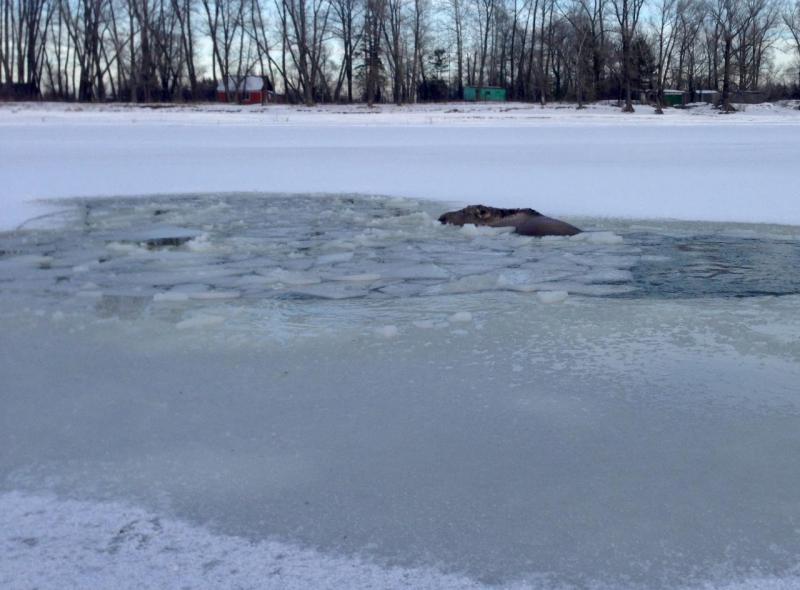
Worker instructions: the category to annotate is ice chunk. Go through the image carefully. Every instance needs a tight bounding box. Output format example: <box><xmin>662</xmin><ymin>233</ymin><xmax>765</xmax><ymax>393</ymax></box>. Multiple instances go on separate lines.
<box><xmin>459</xmin><ymin>224</ymin><xmax>514</xmax><ymax>238</ymax></box>
<box><xmin>571</xmin><ymin>231</ymin><xmax>624</xmax><ymax>245</ymax></box>
<box><xmin>260</xmin><ymin>268</ymin><xmax>322</xmax><ymax>286</ymax></box>
<box><xmin>153</xmin><ymin>291</ymin><xmax>190</xmax><ymax>302</ymax></box>
<box><xmin>330</xmin><ymin>273</ymin><xmax>381</xmax><ymax>282</ymax></box>
<box><xmin>449</xmin><ymin>311</ymin><xmax>473</xmax><ymax>323</ymax></box>
<box><xmin>106</xmin><ymin>241</ymin><xmax>147</xmax><ymax>255</ymax></box>
<box><xmin>114</xmin><ymin>225</ymin><xmax>203</xmax><ymax>249</ymax></box>
<box><xmin>185</xmin><ymin>234</ymin><xmax>217</xmax><ymax>252</ymax></box>
<box><xmin>315</xmin><ymin>252</ymin><xmax>354</xmax><ymax>265</ymax></box>
<box><xmin>537</xmin><ymin>290</ymin><xmax>569</xmax><ymax>303</ymax></box>
<box><xmin>425</xmin><ymin>274</ymin><xmax>499</xmax><ymax>295</ymax></box>
<box><xmin>577</xmin><ymin>269</ymin><xmax>634</xmax><ymax>284</ymax></box>
<box><xmin>176</xmin><ymin>314</ymin><xmax>225</xmax><ymax>330</ymax></box>
<box><xmin>497</xmin><ymin>269</ymin><xmax>576</xmax><ymax>292</ymax></box>
<box><xmin>373</xmin><ymin>263</ymin><xmax>450</xmax><ymax>281</ymax></box>
<box><xmin>0</xmin><ymin>254</ymin><xmax>54</xmax><ymax>269</ymax></box>
<box><xmin>188</xmin><ymin>290</ymin><xmax>241</xmax><ymax>300</ymax></box>
<box><xmin>170</xmin><ymin>283</ymin><xmax>210</xmax><ymax>294</ymax></box>
<box><xmin>285</xmin><ymin>283</ymin><xmax>370</xmax><ymax>300</ymax></box>
<box><xmin>375</xmin><ymin>325</ymin><xmax>399</xmax><ymax>338</ymax></box>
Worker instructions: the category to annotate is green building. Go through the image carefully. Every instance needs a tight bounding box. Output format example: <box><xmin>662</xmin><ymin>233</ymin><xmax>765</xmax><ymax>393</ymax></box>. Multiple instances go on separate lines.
<box><xmin>663</xmin><ymin>90</ymin><xmax>687</xmax><ymax>107</ymax></box>
<box><xmin>463</xmin><ymin>86</ymin><xmax>507</xmax><ymax>102</ymax></box>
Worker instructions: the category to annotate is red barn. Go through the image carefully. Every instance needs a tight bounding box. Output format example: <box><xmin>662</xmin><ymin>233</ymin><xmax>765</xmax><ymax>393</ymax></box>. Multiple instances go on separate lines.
<box><xmin>216</xmin><ymin>76</ymin><xmax>265</xmax><ymax>105</ymax></box>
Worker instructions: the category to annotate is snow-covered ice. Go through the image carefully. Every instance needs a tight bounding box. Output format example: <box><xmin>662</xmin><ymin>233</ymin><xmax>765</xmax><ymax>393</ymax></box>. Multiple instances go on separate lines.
<box><xmin>2</xmin><ymin>104</ymin><xmax>800</xmax><ymax>589</ymax></box>
<box><xmin>2</xmin><ymin>101</ymin><xmax>800</xmax><ymax>231</ymax></box>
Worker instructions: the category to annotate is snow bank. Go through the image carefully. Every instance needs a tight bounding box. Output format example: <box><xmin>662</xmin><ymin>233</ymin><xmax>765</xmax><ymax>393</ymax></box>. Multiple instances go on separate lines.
<box><xmin>4</xmin><ymin>480</ymin><xmax>800</xmax><ymax>590</ymax></box>
<box><xmin>0</xmin><ymin>491</ymin><xmax>490</xmax><ymax>590</ymax></box>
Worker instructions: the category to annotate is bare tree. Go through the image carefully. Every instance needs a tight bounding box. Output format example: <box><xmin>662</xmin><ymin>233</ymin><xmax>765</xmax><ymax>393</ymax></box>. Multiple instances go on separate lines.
<box><xmin>364</xmin><ymin>0</ymin><xmax>384</xmax><ymax>104</ymax></box>
<box><xmin>706</xmin><ymin>0</ymin><xmax>752</xmax><ymax>111</ymax></box>
<box><xmin>446</xmin><ymin>0</ymin><xmax>466</xmax><ymax>97</ymax></box>
<box><xmin>474</xmin><ymin>0</ymin><xmax>496</xmax><ymax>99</ymax></box>
<box><xmin>281</xmin><ymin>0</ymin><xmax>331</xmax><ymax>104</ymax></box>
<box><xmin>650</xmin><ymin>0</ymin><xmax>678</xmax><ymax>112</ymax></box>
<box><xmin>382</xmin><ymin>0</ymin><xmax>403</xmax><ymax>102</ymax></box>
<box><xmin>562</xmin><ymin>0</ymin><xmax>592</xmax><ymax>107</ymax></box>
<box><xmin>330</xmin><ymin>0</ymin><xmax>362</xmax><ymax>101</ymax></box>
<box><xmin>201</xmin><ymin>0</ymin><xmax>249</xmax><ymax>101</ymax></box>
<box><xmin>611</xmin><ymin>0</ymin><xmax>646</xmax><ymax>111</ymax></box>
<box><xmin>786</xmin><ymin>0</ymin><xmax>800</xmax><ymax>97</ymax></box>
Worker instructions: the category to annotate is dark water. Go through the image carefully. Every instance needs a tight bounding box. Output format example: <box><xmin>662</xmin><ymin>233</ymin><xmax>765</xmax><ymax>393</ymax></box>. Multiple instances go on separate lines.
<box><xmin>625</xmin><ymin>231</ymin><xmax>800</xmax><ymax>298</ymax></box>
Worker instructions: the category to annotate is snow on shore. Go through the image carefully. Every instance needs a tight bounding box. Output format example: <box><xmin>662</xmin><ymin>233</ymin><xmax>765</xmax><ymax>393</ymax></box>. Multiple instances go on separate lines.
<box><xmin>2</xmin><ymin>101</ymin><xmax>800</xmax><ymax>231</ymax></box>
<box><xmin>3</xmin><ymin>490</ymin><xmax>800</xmax><ymax>590</ymax></box>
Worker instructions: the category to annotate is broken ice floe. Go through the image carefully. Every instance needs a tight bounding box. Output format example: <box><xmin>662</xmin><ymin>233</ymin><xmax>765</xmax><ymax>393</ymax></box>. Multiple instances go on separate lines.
<box><xmin>2</xmin><ymin>194</ymin><xmax>799</xmax><ymax>322</ymax></box>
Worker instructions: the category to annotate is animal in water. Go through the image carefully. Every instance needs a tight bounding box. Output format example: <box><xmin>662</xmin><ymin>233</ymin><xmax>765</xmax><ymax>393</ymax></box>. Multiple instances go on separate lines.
<box><xmin>438</xmin><ymin>205</ymin><xmax>581</xmax><ymax>237</ymax></box>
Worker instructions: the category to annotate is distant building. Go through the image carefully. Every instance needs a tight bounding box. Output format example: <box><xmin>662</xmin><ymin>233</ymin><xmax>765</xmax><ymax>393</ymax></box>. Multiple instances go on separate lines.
<box><xmin>216</xmin><ymin>76</ymin><xmax>265</xmax><ymax>105</ymax></box>
<box><xmin>692</xmin><ymin>90</ymin><xmax>720</xmax><ymax>104</ymax></box>
<box><xmin>463</xmin><ymin>86</ymin><xmax>507</xmax><ymax>102</ymax></box>
<box><xmin>663</xmin><ymin>89</ymin><xmax>688</xmax><ymax>107</ymax></box>
<box><xmin>731</xmin><ymin>90</ymin><xmax>766</xmax><ymax>104</ymax></box>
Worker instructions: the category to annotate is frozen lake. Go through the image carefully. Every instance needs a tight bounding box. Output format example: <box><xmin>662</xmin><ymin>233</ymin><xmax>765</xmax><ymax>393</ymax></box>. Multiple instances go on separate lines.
<box><xmin>2</xmin><ymin>194</ymin><xmax>800</xmax><ymax>589</ymax></box>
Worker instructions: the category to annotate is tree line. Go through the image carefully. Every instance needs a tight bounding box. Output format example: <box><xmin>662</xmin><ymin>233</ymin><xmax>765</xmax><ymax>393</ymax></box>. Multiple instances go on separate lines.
<box><xmin>2</xmin><ymin>0</ymin><xmax>800</xmax><ymax>109</ymax></box>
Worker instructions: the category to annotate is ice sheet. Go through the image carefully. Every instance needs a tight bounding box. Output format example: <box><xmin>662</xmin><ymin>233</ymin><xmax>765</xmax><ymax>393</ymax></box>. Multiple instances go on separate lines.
<box><xmin>2</xmin><ymin>195</ymin><xmax>800</xmax><ymax>589</ymax></box>
<box><xmin>2</xmin><ymin>102</ymin><xmax>800</xmax><ymax>232</ymax></box>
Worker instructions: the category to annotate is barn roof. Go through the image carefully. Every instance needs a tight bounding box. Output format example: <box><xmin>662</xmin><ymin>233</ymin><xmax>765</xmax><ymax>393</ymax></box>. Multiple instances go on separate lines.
<box><xmin>217</xmin><ymin>76</ymin><xmax>264</xmax><ymax>92</ymax></box>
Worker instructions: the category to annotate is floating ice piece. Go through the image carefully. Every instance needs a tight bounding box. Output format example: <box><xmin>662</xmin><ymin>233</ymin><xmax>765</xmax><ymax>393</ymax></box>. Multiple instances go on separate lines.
<box><xmin>449</xmin><ymin>311</ymin><xmax>473</xmax><ymax>323</ymax></box>
<box><xmin>370</xmin><ymin>211</ymin><xmax>435</xmax><ymax>227</ymax></box>
<box><xmin>315</xmin><ymin>252</ymin><xmax>354</xmax><ymax>265</ymax></box>
<box><xmin>447</xmin><ymin>262</ymin><xmax>511</xmax><ymax>277</ymax></box>
<box><xmin>459</xmin><ymin>224</ymin><xmax>514</xmax><ymax>238</ymax></box>
<box><xmin>375</xmin><ymin>325</ymin><xmax>399</xmax><ymax>338</ymax></box>
<box><xmin>570</xmin><ymin>231</ymin><xmax>624</xmax><ymax>245</ymax></box>
<box><xmin>114</xmin><ymin>225</ymin><xmax>203</xmax><ymax>249</ymax></box>
<box><xmin>577</xmin><ymin>269</ymin><xmax>634</xmax><ymax>284</ymax></box>
<box><xmin>0</xmin><ymin>254</ymin><xmax>54</xmax><ymax>269</ymax></box>
<box><xmin>169</xmin><ymin>283</ymin><xmax>210</xmax><ymax>294</ymax></box>
<box><xmin>153</xmin><ymin>291</ymin><xmax>190</xmax><ymax>302</ymax></box>
<box><xmin>184</xmin><ymin>234</ymin><xmax>215</xmax><ymax>252</ymax></box>
<box><xmin>377</xmin><ymin>283</ymin><xmax>427</xmax><ymax>297</ymax></box>
<box><xmin>260</xmin><ymin>268</ymin><xmax>322</xmax><ymax>286</ymax></box>
<box><xmin>106</xmin><ymin>241</ymin><xmax>147</xmax><ymax>255</ymax></box>
<box><xmin>285</xmin><ymin>283</ymin><xmax>370</xmax><ymax>300</ymax></box>
<box><xmin>425</xmin><ymin>274</ymin><xmax>498</xmax><ymax>295</ymax></box>
<box><xmin>385</xmin><ymin>197</ymin><xmax>417</xmax><ymax>209</ymax></box>
<box><xmin>372</xmin><ymin>263</ymin><xmax>450</xmax><ymax>281</ymax></box>
<box><xmin>319</xmin><ymin>239</ymin><xmax>357</xmax><ymax>251</ymax></box>
<box><xmin>498</xmin><ymin>270</ymin><xmax>576</xmax><ymax>291</ymax></box>
<box><xmin>188</xmin><ymin>290</ymin><xmax>241</xmax><ymax>300</ymax></box>
<box><xmin>176</xmin><ymin>314</ymin><xmax>225</xmax><ymax>330</ymax></box>
<box><xmin>330</xmin><ymin>273</ymin><xmax>381</xmax><ymax>282</ymax></box>
<box><xmin>537</xmin><ymin>290</ymin><xmax>569</xmax><ymax>303</ymax></box>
